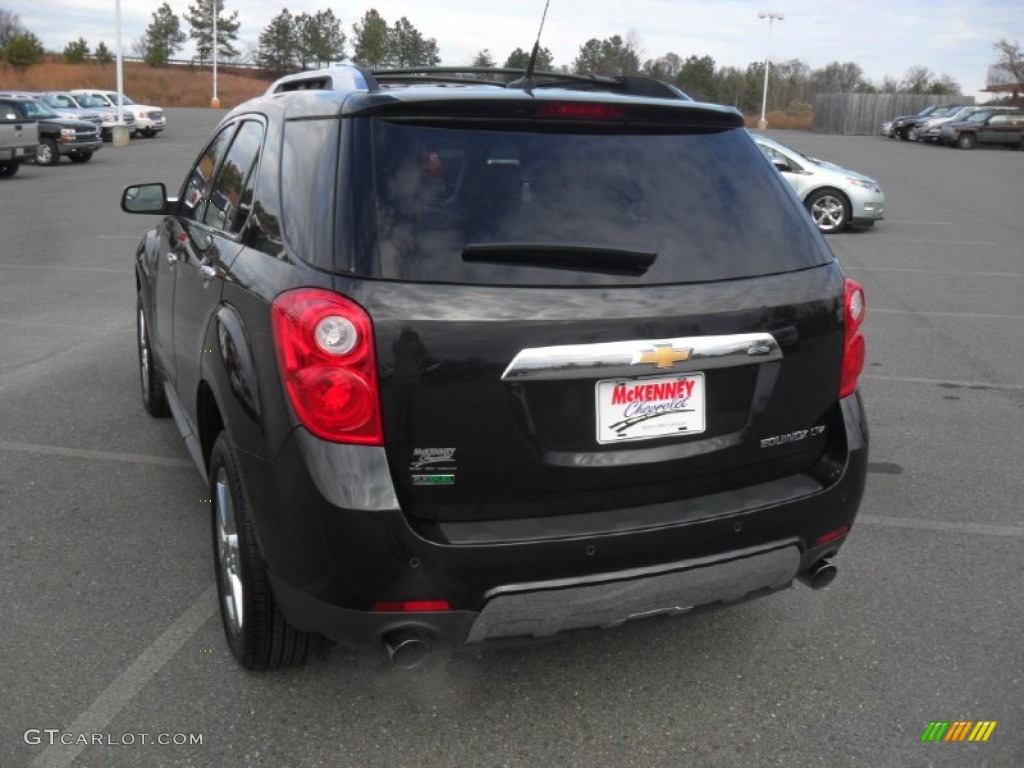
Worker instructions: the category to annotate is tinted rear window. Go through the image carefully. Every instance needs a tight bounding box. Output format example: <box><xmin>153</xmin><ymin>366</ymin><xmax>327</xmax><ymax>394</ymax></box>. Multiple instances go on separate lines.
<box><xmin>370</xmin><ymin>121</ymin><xmax>830</xmax><ymax>286</ymax></box>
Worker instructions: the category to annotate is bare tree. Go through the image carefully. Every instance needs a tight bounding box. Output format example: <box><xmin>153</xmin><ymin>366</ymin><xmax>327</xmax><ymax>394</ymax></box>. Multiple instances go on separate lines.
<box><xmin>0</xmin><ymin>9</ymin><xmax>26</xmax><ymax>48</ymax></box>
<box><xmin>993</xmin><ymin>39</ymin><xmax>1022</xmax><ymax>86</ymax></box>
<box><xmin>131</xmin><ymin>35</ymin><xmax>150</xmax><ymax>59</ymax></box>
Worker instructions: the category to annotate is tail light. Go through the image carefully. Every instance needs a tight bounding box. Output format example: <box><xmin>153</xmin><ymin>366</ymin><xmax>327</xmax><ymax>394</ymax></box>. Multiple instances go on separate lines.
<box><xmin>271</xmin><ymin>289</ymin><xmax>383</xmax><ymax>445</ymax></box>
<box><xmin>839</xmin><ymin>278</ymin><xmax>866</xmax><ymax>398</ymax></box>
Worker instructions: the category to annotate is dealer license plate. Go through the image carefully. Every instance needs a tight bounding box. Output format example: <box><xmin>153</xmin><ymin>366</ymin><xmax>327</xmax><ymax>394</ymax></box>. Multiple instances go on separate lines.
<box><xmin>596</xmin><ymin>373</ymin><xmax>705</xmax><ymax>444</ymax></box>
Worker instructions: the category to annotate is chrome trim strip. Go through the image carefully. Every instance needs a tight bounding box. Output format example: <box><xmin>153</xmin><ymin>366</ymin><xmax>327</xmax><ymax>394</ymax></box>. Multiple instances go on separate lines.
<box><xmin>501</xmin><ymin>332</ymin><xmax>781</xmax><ymax>381</ymax></box>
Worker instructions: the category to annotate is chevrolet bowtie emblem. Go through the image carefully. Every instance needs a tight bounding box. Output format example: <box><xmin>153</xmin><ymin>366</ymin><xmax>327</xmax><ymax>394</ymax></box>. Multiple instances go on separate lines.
<box><xmin>635</xmin><ymin>344</ymin><xmax>692</xmax><ymax>368</ymax></box>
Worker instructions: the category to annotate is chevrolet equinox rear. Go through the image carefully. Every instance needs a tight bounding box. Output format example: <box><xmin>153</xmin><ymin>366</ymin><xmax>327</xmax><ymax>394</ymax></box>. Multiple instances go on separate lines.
<box><xmin>121</xmin><ymin>66</ymin><xmax>868</xmax><ymax>669</ymax></box>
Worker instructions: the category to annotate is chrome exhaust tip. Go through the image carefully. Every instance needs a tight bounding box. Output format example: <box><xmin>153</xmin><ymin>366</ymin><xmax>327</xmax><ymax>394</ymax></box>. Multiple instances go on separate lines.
<box><xmin>383</xmin><ymin>628</ymin><xmax>432</xmax><ymax>669</ymax></box>
<box><xmin>798</xmin><ymin>559</ymin><xmax>837</xmax><ymax>590</ymax></box>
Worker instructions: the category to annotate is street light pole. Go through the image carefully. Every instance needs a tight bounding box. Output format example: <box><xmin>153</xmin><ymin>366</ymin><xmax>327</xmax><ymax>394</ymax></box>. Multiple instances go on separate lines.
<box><xmin>211</xmin><ymin>0</ymin><xmax>220</xmax><ymax>108</ymax></box>
<box><xmin>757</xmin><ymin>11</ymin><xmax>783</xmax><ymax>130</ymax></box>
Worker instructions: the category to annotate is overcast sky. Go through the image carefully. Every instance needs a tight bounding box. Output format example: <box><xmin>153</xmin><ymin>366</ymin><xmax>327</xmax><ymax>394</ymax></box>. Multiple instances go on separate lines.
<box><xmin>6</xmin><ymin>1</ymin><xmax>1021</xmax><ymax>99</ymax></box>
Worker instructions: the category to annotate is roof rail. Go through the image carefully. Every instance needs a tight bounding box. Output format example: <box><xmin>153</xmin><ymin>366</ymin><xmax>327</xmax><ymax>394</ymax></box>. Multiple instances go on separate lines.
<box><xmin>371</xmin><ymin>67</ymin><xmax>691</xmax><ymax>100</ymax></box>
<box><xmin>266</xmin><ymin>65</ymin><xmax>379</xmax><ymax>95</ymax></box>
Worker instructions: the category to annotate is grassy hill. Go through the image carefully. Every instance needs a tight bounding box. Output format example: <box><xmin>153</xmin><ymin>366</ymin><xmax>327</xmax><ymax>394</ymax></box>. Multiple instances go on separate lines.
<box><xmin>0</xmin><ymin>59</ymin><xmax>269</xmax><ymax>108</ymax></box>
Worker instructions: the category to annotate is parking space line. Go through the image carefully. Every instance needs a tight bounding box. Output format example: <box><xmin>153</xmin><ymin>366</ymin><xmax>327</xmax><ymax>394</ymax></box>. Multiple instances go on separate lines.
<box><xmin>861</xmin><ymin>374</ymin><xmax>1024</xmax><ymax>392</ymax></box>
<box><xmin>871</xmin><ymin>308</ymin><xmax>1022</xmax><ymax>320</ymax></box>
<box><xmin>0</xmin><ymin>318</ymin><xmax>127</xmax><ymax>331</ymax></box>
<box><xmin>28</xmin><ymin>585</ymin><xmax>218</xmax><ymax>768</ymax></box>
<box><xmin>0</xmin><ymin>264</ymin><xmax>124</xmax><ymax>274</ymax></box>
<box><xmin>882</xmin><ymin>220</ymin><xmax>954</xmax><ymax>225</ymax></box>
<box><xmin>871</xmin><ymin>239</ymin><xmax>998</xmax><ymax>246</ymax></box>
<box><xmin>858</xmin><ymin>514</ymin><xmax>1024</xmax><ymax>538</ymax></box>
<box><xmin>844</xmin><ymin>267</ymin><xmax>1024</xmax><ymax>278</ymax></box>
<box><xmin>0</xmin><ymin>440</ymin><xmax>193</xmax><ymax>468</ymax></box>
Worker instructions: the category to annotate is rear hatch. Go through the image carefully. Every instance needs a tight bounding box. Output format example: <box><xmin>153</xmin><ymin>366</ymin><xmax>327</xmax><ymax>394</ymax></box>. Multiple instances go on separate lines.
<box><xmin>337</xmin><ymin>94</ymin><xmax>844</xmax><ymax>523</ymax></box>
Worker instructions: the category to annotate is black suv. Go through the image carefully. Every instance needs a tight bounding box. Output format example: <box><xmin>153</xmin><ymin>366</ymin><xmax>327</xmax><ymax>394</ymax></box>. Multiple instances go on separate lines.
<box><xmin>122</xmin><ymin>66</ymin><xmax>869</xmax><ymax>670</ymax></box>
<box><xmin>0</xmin><ymin>94</ymin><xmax>102</xmax><ymax>165</ymax></box>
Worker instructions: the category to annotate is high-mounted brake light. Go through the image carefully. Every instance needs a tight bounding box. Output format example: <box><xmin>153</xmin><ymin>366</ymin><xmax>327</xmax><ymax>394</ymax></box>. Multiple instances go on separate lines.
<box><xmin>271</xmin><ymin>289</ymin><xmax>383</xmax><ymax>445</ymax></box>
<box><xmin>839</xmin><ymin>278</ymin><xmax>866</xmax><ymax>398</ymax></box>
<box><xmin>536</xmin><ymin>103</ymin><xmax>628</xmax><ymax>120</ymax></box>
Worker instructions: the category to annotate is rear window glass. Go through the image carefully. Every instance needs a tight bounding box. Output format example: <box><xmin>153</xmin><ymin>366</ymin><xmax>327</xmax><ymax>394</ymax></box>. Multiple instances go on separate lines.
<box><xmin>370</xmin><ymin>121</ymin><xmax>830</xmax><ymax>286</ymax></box>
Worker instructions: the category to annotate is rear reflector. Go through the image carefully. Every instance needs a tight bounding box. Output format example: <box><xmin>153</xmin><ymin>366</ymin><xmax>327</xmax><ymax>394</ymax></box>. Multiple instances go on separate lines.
<box><xmin>371</xmin><ymin>600</ymin><xmax>452</xmax><ymax>613</ymax></box>
<box><xmin>536</xmin><ymin>103</ymin><xmax>628</xmax><ymax>120</ymax></box>
<box><xmin>814</xmin><ymin>525</ymin><xmax>851</xmax><ymax>547</ymax></box>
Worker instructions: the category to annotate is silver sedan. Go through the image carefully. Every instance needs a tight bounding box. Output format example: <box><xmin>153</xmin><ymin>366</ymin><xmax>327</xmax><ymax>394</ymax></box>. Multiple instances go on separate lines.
<box><xmin>751</xmin><ymin>133</ymin><xmax>885</xmax><ymax>233</ymax></box>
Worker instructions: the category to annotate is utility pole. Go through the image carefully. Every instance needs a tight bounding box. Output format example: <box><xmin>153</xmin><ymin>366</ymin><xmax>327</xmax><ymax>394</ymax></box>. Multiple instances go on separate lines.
<box><xmin>758</xmin><ymin>11</ymin><xmax>784</xmax><ymax>130</ymax></box>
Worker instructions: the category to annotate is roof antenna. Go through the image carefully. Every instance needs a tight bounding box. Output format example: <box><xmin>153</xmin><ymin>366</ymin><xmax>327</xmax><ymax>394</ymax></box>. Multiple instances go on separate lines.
<box><xmin>508</xmin><ymin>0</ymin><xmax>551</xmax><ymax>91</ymax></box>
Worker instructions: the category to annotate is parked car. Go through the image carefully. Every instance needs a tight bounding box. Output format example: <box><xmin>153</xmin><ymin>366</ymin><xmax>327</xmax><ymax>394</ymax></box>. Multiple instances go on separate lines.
<box><xmin>940</xmin><ymin>110</ymin><xmax>1024</xmax><ymax>149</ymax></box>
<box><xmin>891</xmin><ymin>104</ymin><xmax>960</xmax><ymax>140</ymax></box>
<box><xmin>751</xmin><ymin>133</ymin><xmax>885</xmax><ymax>233</ymax></box>
<box><xmin>121</xmin><ymin>65</ymin><xmax>868</xmax><ymax>670</ymax></box>
<box><xmin>879</xmin><ymin>121</ymin><xmax>893</xmax><ymax>137</ymax></box>
<box><xmin>42</xmin><ymin>91</ymin><xmax>135</xmax><ymax>139</ymax></box>
<box><xmin>0</xmin><ymin>96</ymin><xmax>39</xmax><ymax>177</ymax></box>
<box><xmin>0</xmin><ymin>95</ymin><xmax>101</xmax><ymax>165</ymax></box>
<box><xmin>916</xmin><ymin>106</ymin><xmax>1018</xmax><ymax>143</ymax></box>
<box><xmin>72</xmin><ymin>89</ymin><xmax>165</xmax><ymax>137</ymax></box>
<box><xmin>23</xmin><ymin>91</ymin><xmax>104</xmax><ymax>130</ymax></box>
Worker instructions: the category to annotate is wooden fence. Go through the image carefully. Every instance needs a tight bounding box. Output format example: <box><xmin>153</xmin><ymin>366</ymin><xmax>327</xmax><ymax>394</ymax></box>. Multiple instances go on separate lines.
<box><xmin>812</xmin><ymin>94</ymin><xmax>975</xmax><ymax>135</ymax></box>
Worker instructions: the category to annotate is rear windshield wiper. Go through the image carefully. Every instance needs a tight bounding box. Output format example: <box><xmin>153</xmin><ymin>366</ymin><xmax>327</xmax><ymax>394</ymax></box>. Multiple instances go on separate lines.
<box><xmin>462</xmin><ymin>243</ymin><xmax>657</xmax><ymax>276</ymax></box>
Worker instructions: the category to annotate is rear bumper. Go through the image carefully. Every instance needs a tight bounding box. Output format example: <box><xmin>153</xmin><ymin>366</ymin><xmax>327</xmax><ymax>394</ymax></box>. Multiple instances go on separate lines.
<box><xmin>237</xmin><ymin>392</ymin><xmax>868</xmax><ymax>647</ymax></box>
<box><xmin>0</xmin><ymin>145</ymin><xmax>35</xmax><ymax>161</ymax></box>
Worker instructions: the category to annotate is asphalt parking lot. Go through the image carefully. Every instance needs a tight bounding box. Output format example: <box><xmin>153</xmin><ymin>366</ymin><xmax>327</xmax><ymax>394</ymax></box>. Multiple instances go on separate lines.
<box><xmin>1</xmin><ymin>109</ymin><xmax>1021</xmax><ymax>768</ymax></box>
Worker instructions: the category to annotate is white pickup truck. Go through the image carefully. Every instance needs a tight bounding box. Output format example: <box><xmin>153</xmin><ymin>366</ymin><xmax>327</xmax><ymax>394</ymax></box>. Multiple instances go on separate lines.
<box><xmin>0</xmin><ymin>97</ymin><xmax>39</xmax><ymax>177</ymax></box>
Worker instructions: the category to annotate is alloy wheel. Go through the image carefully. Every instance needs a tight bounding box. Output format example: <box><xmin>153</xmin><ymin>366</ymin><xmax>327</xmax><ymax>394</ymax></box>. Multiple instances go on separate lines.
<box><xmin>215</xmin><ymin>468</ymin><xmax>244</xmax><ymax>635</ymax></box>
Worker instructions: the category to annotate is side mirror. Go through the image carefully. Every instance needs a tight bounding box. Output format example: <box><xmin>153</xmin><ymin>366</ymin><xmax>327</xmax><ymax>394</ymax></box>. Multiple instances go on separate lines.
<box><xmin>121</xmin><ymin>183</ymin><xmax>171</xmax><ymax>214</ymax></box>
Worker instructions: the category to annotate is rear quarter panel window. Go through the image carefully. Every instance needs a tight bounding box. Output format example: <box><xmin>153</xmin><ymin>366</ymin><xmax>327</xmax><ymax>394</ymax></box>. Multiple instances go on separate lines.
<box><xmin>281</xmin><ymin>118</ymin><xmax>339</xmax><ymax>270</ymax></box>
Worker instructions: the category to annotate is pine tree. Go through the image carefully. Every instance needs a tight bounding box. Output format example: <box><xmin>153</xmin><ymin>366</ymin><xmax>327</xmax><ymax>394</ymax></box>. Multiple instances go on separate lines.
<box><xmin>94</xmin><ymin>41</ymin><xmax>114</xmax><ymax>65</ymax></box>
<box><xmin>4</xmin><ymin>32</ymin><xmax>44</xmax><ymax>67</ymax></box>
<box><xmin>145</xmin><ymin>2</ymin><xmax>186</xmax><ymax>67</ymax></box>
<box><xmin>352</xmin><ymin>9</ymin><xmax>390</xmax><ymax>68</ymax></box>
<box><xmin>388</xmin><ymin>17</ymin><xmax>439</xmax><ymax>68</ymax></box>
<box><xmin>184</xmin><ymin>0</ymin><xmax>240</xmax><ymax>67</ymax></box>
<box><xmin>63</xmin><ymin>37</ymin><xmax>90</xmax><ymax>64</ymax></box>
<box><xmin>504</xmin><ymin>46</ymin><xmax>554</xmax><ymax>71</ymax></box>
<box><xmin>257</xmin><ymin>9</ymin><xmax>296</xmax><ymax>77</ymax></box>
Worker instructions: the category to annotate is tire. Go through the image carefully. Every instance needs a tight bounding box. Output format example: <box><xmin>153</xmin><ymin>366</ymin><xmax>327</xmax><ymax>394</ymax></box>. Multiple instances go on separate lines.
<box><xmin>137</xmin><ymin>298</ymin><xmax>169</xmax><ymax>417</ymax></box>
<box><xmin>35</xmin><ymin>138</ymin><xmax>60</xmax><ymax>166</ymax></box>
<box><xmin>69</xmin><ymin>151</ymin><xmax>93</xmax><ymax>163</ymax></box>
<box><xmin>210</xmin><ymin>433</ymin><xmax>322</xmax><ymax>669</ymax></box>
<box><xmin>956</xmin><ymin>132</ymin><xmax>976</xmax><ymax>150</ymax></box>
<box><xmin>141</xmin><ymin>129</ymin><xmax>155</xmax><ymax>138</ymax></box>
<box><xmin>0</xmin><ymin>161</ymin><xmax>19</xmax><ymax>178</ymax></box>
<box><xmin>907</xmin><ymin>126</ymin><xmax>919</xmax><ymax>141</ymax></box>
<box><xmin>898</xmin><ymin>127</ymin><xmax>910</xmax><ymax>141</ymax></box>
<box><xmin>806</xmin><ymin>188</ymin><xmax>851</xmax><ymax>234</ymax></box>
